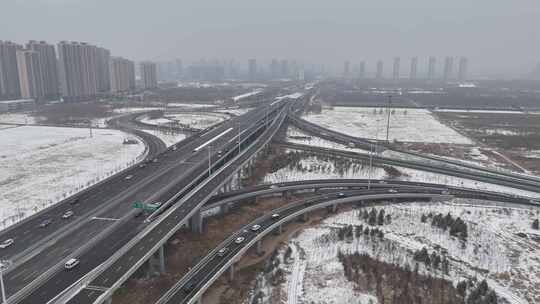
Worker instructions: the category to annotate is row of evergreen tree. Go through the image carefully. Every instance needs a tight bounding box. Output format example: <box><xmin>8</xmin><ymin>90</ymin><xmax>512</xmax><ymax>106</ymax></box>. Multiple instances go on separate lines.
<box><xmin>421</xmin><ymin>212</ymin><xmax>468</xmax><ymax>240</ymax></box>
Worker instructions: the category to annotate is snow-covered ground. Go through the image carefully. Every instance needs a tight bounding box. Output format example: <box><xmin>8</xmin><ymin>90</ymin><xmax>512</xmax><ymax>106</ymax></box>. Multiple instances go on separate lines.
<box><xmin>164</xmin><ymin>112</ymin><xmax>227</xmax><ymax>129</ymax></box>
<box><xmin>264</xmin><ymin>153</ymin><xmax>387</xmax><ymax>184</ymax></box>
<box><xmin>166</xmin><ymin>102</ymin><xmax>216</xmax><ymax>108</ymax></box>
<box><xmin>264</xmin><ymin>149</ymin><xmax>540</xmax><ymax>198</ymax></box>
<box><xmin>0</xmin><ymin>113</ymin><xmax>42</xmax><ymax>124</ymax></box>
<box><xmin>111</xmin><ymin>107</ymin><xmax>164</xmax><ymax>114</ymax></box>
<box><xmin>0</xmin><ymin>126</ymin><xmax>146</xmax><ymax>229</ymax></box>
<box><xmin>140</xmin><ymin>129</ymin><xmax>186</xmax><ymax>147</ymax></box>
<box><xmin>215</xmin><ymin>107</ymin><xmax>254</xmax><ymax>116</ymax></box>
<box><xmin>303</xmin><ymin>107</ymin><xmax>473</xmax><ymax>144</ymax></box>
<box><xmin>247</xmin><ymin>200</ymin><xmax>540</xmax><ymax>304</ymax></box>
<box><xmin>286</xmin><ymin>126</ymin><xmax>371</xmax><ymax>154</ymax></box>
<box><xmin>232</xmin><ymin>89</ymin><xmax>263</xmax><ymax>102</ymax></box>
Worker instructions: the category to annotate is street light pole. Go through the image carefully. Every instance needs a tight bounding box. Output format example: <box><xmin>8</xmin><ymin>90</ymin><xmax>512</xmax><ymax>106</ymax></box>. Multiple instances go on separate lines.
<box><xmin>0</xmin><ymin>260</ymin><xmax>11</xmax><ymax>304</ymax></box>
<box><xmin>237</xmin><ymin>122</ymin><xmax>241</xmax><ymax>154</ymax></box>
<box><xmin>385</xmin><ymin>95</ymin><xmax>392</xmax><ymax>143</ymax></box>
<box><xmin>207</xmin><ymin>145</ymin><xmax>212</xmax><ymax>177</ymax></box>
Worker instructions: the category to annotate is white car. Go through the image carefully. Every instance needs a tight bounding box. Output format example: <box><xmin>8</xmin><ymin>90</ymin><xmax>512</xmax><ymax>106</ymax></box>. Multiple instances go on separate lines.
<box><xmin>0</xmin><ymin>239</ymin><xmax>14</xmax><ymax>249</ymax></box>
<box><xmin>124</xmin><ymin>175</ymin><xmax>133</xmax><ymax>180</ymax></box>
<box><xmin>217</xmin><ymin>247</ymin><xmax>228</xmax><ymax>257</ymax></box>
<box><xmin>65</xmin><ymin>258</ymin><xmax>80</xmax><ymax>269</ymax></box>
<box><xmin>235</xmin><ymin>237</ymin><xmax>245</xmax><ymax>244</ymax></box>
<box><xmin>388</xmin><ymin>189</ymin><xmax>398</xmax><ymax>193</ymax></box>
<box><xmin>251</xmin><ymin>225</ymin><xmax>261</xmax><ymax>231</ymax></box>
<box><xmin>62</xmin><ymin>210</ymin><xmax>74</xmax><ymax>219</ymax></box>
<box><xmin>271</xmin><ymin>213</ymin><xmax>280</xmax><ymax>219</ymax></box>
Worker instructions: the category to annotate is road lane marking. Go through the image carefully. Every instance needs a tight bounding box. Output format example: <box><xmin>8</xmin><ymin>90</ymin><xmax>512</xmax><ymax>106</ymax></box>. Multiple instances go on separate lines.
<box><xmin>91</xmin><ymin>217</ymin><xmax>119</xmax><ymax>221</ymax></box>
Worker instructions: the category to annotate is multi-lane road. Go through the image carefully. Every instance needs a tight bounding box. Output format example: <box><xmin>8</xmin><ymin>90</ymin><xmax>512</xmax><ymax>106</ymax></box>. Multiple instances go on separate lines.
<box><xmin>0</xmin><ymin>96</ymin><xmax>293</xmax><ymax>304</ymax></box>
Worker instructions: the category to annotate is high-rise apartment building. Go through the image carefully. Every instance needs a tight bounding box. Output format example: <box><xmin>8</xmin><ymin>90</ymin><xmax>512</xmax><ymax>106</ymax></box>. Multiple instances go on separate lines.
<box><xmin>270</xmin><ymin>59</ymin><xmax>279</xmax><ymax>79</ymax></box>
<box><xmin>393</xmin><ymin>57</ymin><xmax>400</xmax><ymax>80</ymax></box>
<box><xmin>343</xmin><ymin>61</ymin><xmax>350</xmax><ymax>78</ymax></box>
<box><xmin>110</xmin><ymin>57</ymin><xmax>135</xmax><ymax>93</ymax></box>
<box><xmin>280</xmin><ymin>59</ymin><xmax>288</xmax><ymax>78</ymax></box>
<box><xmin>376</xmin><ymin>60</ymin><xmax>384</xmax><ymax>80</ymax></box>
<box><xmin>0</xmin><ymin>41</ymin><xmax>22</xmax><ymax>100</ymax></box>
<box><xmin>27</xmin><ymin>41</ymin><xmax>59</xmax><ymax>100</ymax></box>
<box><xmin>428</xmin><ymin>57</ymin><xmax>436</xmax><ymax>80</ymax></box>
<box><xmin>443</xmin><ymin>56</ymin><xmax>454</xmax><ymax>81</ymax></box>
<box><xmin>458</xmin><ymin>57</ymin><xmax>468</xmax><ymax>81</ymax></box>
<box><xmin>16</xmin><ymin>49</ymin><xmax>44</xmax><ymax>100</ymax></box>
<box><xmin>410</xmin><ymin>57</ymin><xmax>418</xmax><ymax>80</ymax></box>
<box><xmin>140</xmin><ymin>61</ymin><xmax>158</xmax><ymax>89</ymax></box>
<box><xmin>359</xmin><ymin>61</ymin><xmax>366</xmax><ymax>79</ymax></box>
<box><xmin>57</xmin><ymin>41</ymin><xmax>109</xmax><ymax>102</ymax></box>
<box><xmin>96</xmin><ymin>47</ymin><xmax>111</xmax><ymax>93</ymax></box>
<box><xmin>248</xmin><ymin>59</ymin><xmax>257</xmax><ymax>80</ymax></box>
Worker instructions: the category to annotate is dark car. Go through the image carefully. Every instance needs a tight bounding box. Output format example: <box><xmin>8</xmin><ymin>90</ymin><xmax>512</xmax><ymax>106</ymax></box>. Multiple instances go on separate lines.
<box><xmin>39</xmin><ymin>219</ymin><xmax>52</xmax><ymax>228</ymax></box>
<box><xmin>69</xmin><ymin>198</ymin><xmax>80</xmax><ymax>205</ymax></box>
<box><xmin>183</xmin><ymin>281</ymin><xmax>196</xmax><ymax>293</ymax></box>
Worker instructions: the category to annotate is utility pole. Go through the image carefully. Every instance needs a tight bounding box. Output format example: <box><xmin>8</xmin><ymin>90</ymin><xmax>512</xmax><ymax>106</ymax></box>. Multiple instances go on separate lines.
<box><xmin>385</xmin><ymin>95</ymin><xmax>392</xmax><ymax>143</ymax></box>
<box><xmin>0</xmin><ymin>260</ymin><xmax>11</xmax><ymax>304</ymax></box>
<box><xmin>88</xmin><ymin>120</ymin><xmax>93</xmax><ymax>138</ymax></box>
<box><xmin>207</xmin><ymin>145</ymin><xmax>212</xmax><ymax>177</ymax></box>
<box><xmin>237</xmin><ymin>122</ymin><xmax>241</xmax><ymax>154</ymax></box>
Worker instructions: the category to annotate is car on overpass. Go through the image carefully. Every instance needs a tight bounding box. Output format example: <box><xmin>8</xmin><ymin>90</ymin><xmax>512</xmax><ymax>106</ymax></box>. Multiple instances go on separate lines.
<box><xmin>0</xmin><ymin>239</ymin><xmax>14</xmax><ymax>249</ymax></box>
<box><xmin>64</xmin><ymin>258</ymin><xmax>79</xmax><ymax>270</ymax></box>
<box><xmin>235</xmin><ymin>237</ymin><xmax>245</xmax><ymax>244</ymax></box>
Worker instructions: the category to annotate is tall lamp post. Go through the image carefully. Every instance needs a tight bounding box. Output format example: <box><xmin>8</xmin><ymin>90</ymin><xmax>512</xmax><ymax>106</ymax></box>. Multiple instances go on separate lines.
<box><xmin>207</xmin><ymin>145</ymin><xmax>212</xmax><ymax>177</ymax></box>
<box><xmin>237</xmin><ymin>122</ymin><xmax>242</xmax><ymax>154</ymax></box>
<box><xmin>0</xmin><ymin>260</ymin><xmax>11</xmax><ymax>304</ymax></box>
<box><xmin>385</xmin><ymin>95</ymin><xmax>392</xmax><ymax>143</ymax></box>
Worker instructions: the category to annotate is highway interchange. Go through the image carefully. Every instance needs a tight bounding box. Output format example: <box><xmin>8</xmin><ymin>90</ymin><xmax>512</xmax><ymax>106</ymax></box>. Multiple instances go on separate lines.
<box><xmin>1</xmin><ymin>87</ymin><xmax>539</xmax><ymax>304</ymax></box>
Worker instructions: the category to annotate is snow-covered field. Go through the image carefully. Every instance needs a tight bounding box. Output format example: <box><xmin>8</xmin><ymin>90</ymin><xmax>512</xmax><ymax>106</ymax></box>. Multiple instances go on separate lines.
<box><xmin>112</xmin><ymin>107</ymin><xmax>164</xmax><ymax>114</ymax></box>
<box><xmin>303</xmin><ymin>107</ymin><xmax>473</xmax><ymax>144</ymax></box>
<box><xmin>0</xmin><ymin>126</ymin><xmax>146</xmax><ymax>229</ymax></box>
<box><xmin>264</xmin><ymin>149</ymin><xmax>540</xmax><ymax>198</ymax></box>
<box><xmin>232</xmin><ymin>89</ymin><xmax>263</xmax><ymax>102</ymax></box>
<box><xmin>0</xmin><ymin>113</ymin><xmax>42</xmax><ymax>124</ymax></box>
<box><xmin>247</xmin><ymin>200</ymin><xmax>540</xmax><ymax>304</ymax></box>
<box><xmin>165</xmin><ymin>113</ymin><xmax>227</xmax><ymax>129</ymax></box>
<box><xmin>140</xmin><ymin>129</ymin><xmax>186</xmax><ymax>147</ymax></box>
<box><xmin>215</xmin><ymin>107</ymin><xmax>254</xmax><ymax>116</ymax></box>
<box><xmin>166</xmin><ymin>102</ymin><xmax>216</xmax><ymax>108</ymax></box>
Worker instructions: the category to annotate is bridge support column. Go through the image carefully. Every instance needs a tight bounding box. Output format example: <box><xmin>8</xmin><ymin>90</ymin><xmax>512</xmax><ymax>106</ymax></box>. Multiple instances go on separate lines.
<box><xmin>221</xmin><ymin>203</ymin><xmax>230</xmax><ymax>214</ymax></box>
<box><xmin>274</xmin><ymin>224</ymin><xmax>282</xmax><ymax>235</ymax></box>
<box><xmin>283</xmin><ymin>190</ymin><xmax>290</xmax><ymax>201</ymax></box>
<box><xmin>147</xmin><ymin>245</ymin><xmax>166</xmax><ymax>276</ymax></box>
<box><xmin>190</xmin><ymin>209</ymin><xmax>203</xmax><ymax>234</ymax></box>
<box><xmin>299</xmin><ymin>213</ymin><xmax>308</xmax><ymax>222</ymax></box>
<box><xmin>158</xmin><ymin>245</ymin><xmax>166</xmax><ymax>274</ymax></box>
<box><xmin>229</xmin><ymin>263</ymin><xmax>235</xmax><ymax>282</ymax></box>
<box><xmin>256</xmin><ymin>240</ymin><xmax>263</xmax><ymax>256</ymax></box>
<box><xmin>332</xmin><ymin>204</ymin><xmax>338</xmax><ymax>213</ymax></box>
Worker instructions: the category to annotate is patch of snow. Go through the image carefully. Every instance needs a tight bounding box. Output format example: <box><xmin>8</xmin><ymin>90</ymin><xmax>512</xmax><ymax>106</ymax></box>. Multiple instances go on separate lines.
<box><xmin>0</xmin><ymin>113</ymin><xmax>41</xmax><ymax>124</ymax></box>
<box><xmin>112</xmin><ymin>107</ymin><xmax>164</xmax><ymax>114</ymax></box>
<box><xmin>303</xmin><ymin>107</ymin><xmax>473</xmax><ymax>144</ymax></box>
<box><xmin>140</xmin><ymin>129</ymin><xmax>186</xmax><ymax>147</ymax></box>
<box><xmin>0</xmin><ymin>126</ymin><xmax>146</xmax><ymax>229</ymax></box>
<box><xmin>232</xmin><ymin>89</ymin><xmax>263</xmax><ymax>102</ymax></box>
<box><xmin>166</xmin><ymin>103</ymin><xmax>215</xmax><ymax>108</ymax></box>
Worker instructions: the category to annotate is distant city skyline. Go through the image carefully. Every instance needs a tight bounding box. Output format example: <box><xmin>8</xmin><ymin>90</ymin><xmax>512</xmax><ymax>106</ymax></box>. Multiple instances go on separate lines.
<box><xmin>2</xmin><ymin>0</ymin><xmax>540</xmax><ymax>78</ymax></box>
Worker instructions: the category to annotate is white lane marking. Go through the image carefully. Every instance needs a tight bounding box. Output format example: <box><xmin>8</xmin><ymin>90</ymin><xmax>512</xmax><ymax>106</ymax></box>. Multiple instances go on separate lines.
<box><xmin>91</xmin><ymin>217</ymin><xmax>119</xmax><ymax>221</ymax></box>
<box><xmin>193</xmin><ymin>128</ymin><xmax>233</xmax><ymax>152</ymax></box>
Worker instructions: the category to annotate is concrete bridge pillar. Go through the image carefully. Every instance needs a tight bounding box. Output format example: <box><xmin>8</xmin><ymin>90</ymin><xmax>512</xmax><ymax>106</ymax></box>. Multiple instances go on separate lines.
<box><xmin>283</xmin><ymin>190</ymin><xmax>290</xmax><ymax>201</ymax></box>
<box><xmin>256</xmin><ymin>240</ymin><xmax>263</xmax><ymax>256</ymax></box>
<box><xmin>332</xmin><ymin>204</ymin><xmax>338</xmax><ymax>213</ymax></box>
<box><xmin>274</xmin><ymin>224</ymin><xmax>283</xmax><ymax>235</ymax></box>
<box><xmin>229</xmin><ymin>263</ymin><xmax>235</xmax><ymax>282</ymax></box>
<box><xmin>190</xmin><ymin>209</ymin><xmax>203</xmax><ymax>234</ymax></box>
<box><xmin>299</xmin><ymin>213</ymin><xmax>308</xmax><ymax>222</ymax></box>
<box><xmin>221</xmin><ymin>203</ymin><xmax>230</xmax><ymax>214</ymax></box>
<box><xmin>147</xmin><ymin>245</ymin><xmax>166</xmax><ymax>277</ymax></box>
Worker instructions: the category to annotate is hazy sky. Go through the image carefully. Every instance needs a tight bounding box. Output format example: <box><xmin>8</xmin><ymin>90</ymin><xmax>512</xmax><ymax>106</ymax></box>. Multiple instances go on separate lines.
<box><xmin>3</xmin><ymin>0</ymin><xmax>540</xmax><ymax>77</ymax></box>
